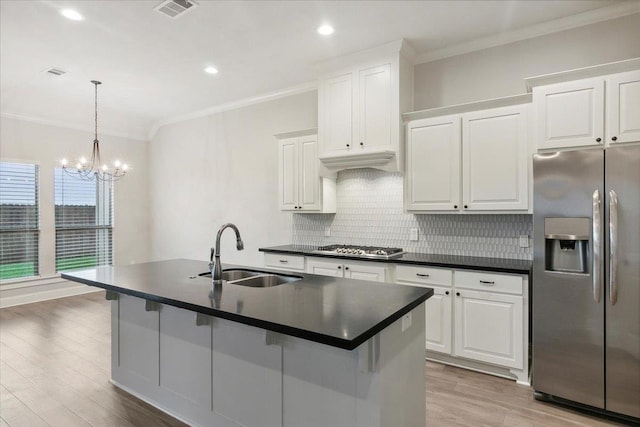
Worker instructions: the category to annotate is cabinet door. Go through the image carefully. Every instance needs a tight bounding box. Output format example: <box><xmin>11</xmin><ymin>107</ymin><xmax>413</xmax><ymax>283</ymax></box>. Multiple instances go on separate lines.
<box><xmin>357</xmin><ymin>63</ymin><xmax>391</xmax><ymax>149</ymax></box>
<box><xmin>606</xmin><ymin>70</ymin><xmax>640</xmax><ymax>145</ymax></box>
<box><xmin>320</xmin><ymin>72</ymin><xmax>353</xmax><ymax>153</ymax></box>
<box><xmin>279</xmin><ymin>138</ymin><xmax>298</xmax><ymax>210</ymax></box>
<box><xmin>298</xmin><ymin>135</ymin><xmax>321</xmax><ymax>211</ymax></box>
<box><xmin>425</xmin><ymin>286</ymin><xmax>452</xmax><ymax>354</ymax></box>
<box><xmin>534</xmin><ymin>77</ymin><xmax>604</xmax><ymax>149</ymax></box>
<box><xmin>454</xmin><ymin>289</ymin><xmax>523</xmax><ymax>369</ymax></box>
<box><xmin>343</xmin><ymin>262</ymin><xmax>387</xmax><ymax>282</ymax></box>
<box><xmin>462</xmin><ymin>105</ymin><xmax>528</xmax><ymax>211</ymax></box>
<box><xmin>307</xmin><ymin>258</ymin><xmax>344</xmax><ymax>277</ymax></box>
<box><xmin>406</xmin><ymin>115</ymin><xmax>461</xmax><ymax>211</ymax></box>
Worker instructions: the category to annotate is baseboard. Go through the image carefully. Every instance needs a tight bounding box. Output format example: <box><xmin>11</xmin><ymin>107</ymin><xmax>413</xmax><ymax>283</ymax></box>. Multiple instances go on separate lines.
<box><xmin>0</xmin><ymin>279</ymin><xmax>101</xmax><ymax>308</ymax></box>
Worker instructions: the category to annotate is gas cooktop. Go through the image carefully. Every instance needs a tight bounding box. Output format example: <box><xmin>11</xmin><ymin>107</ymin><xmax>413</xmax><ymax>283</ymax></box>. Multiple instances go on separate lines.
<box><xmin>313</xmin><ymin>244</ymin><xmax>405</xmax><ymax>259</ymax></box>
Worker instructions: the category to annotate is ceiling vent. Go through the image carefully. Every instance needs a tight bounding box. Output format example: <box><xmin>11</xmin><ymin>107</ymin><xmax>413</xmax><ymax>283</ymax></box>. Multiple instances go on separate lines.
<box><xmin>45</xmin><ymin>68</ymin><xmax>67</xmax><ymax>76</ymax></box>
<box><xmin>154</xmin><ymin>0</ymin><xmax>198</xmax><ymax>19</ymax></box>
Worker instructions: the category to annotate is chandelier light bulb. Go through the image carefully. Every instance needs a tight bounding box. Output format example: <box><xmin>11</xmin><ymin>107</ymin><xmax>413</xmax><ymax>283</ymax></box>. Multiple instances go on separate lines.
<box><xmin>122</xmin><ymin>164</ymin><xmax>129</xmax><ymax>171</ymax></box>
<box><xmin>76</xmin><ymin>162</ymin><xmax>82</xmax><ymax>169</ymax></box>
<box><xmin>114</xmin><ymin>160</ymin><xmax>121</xmax><ymax>168</ymax></box>
<box><xmin>79</xmin><ymin>157</ymin><xmax>87</xmax><ymax>164</ymax></box>
<box><xmin>61</xmin><ymin>158</ymin><xmax>68</xmax><ymax>166</ymax></box>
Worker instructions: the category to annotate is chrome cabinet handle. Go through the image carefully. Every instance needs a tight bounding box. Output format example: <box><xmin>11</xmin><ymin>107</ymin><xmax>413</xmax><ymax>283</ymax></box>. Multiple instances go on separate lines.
<box><xmin>609</xmin><ymin>190</ymin><xmax>618</xmax><ymax>305</ymax></box>
<box><xmin>479</xmin><ymin>280</ymin><xmax>495</xmax><ymax>285</ymax></box>
<box><xmin>416</xmin><ymin>273</ymin><xmax>430</xmax><ymax>278</ymax></box>
<box><xmin>592</xmin><ymin>190</ymin><xmax>602</xmax><ymax>303</ymax></box>
<box><xmin>279</xmin><ymin>260</ymin><xmax>288</xmax><ymax>263</ymax></box>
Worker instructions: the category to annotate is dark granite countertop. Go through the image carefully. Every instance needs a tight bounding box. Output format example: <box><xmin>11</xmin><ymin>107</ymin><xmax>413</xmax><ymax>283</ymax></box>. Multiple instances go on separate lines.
<box><xmin>62</xmin><ymin>259</ymin><xmax>432</xmax><ymax>351</ymax></box>
<box><xmin>259</xmin><ymin>245</ymin><xmax>532</xmax><ymax>274</ymax></box>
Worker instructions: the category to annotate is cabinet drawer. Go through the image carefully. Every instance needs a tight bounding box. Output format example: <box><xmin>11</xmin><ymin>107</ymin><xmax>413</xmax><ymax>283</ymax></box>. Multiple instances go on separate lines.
<box><xmin>264</xmin><ymin>253</ymin><xmax>305</xmax><ymax>271</ymax></box>
<box><xmin>395</xmin><ymin>265</ymin><xmax>452</xmax><ymax>286</ymax></box>
<box><xmin>454</xmin><ymin>270</ymin><xmax>523</xmax><ymax>295</ymax></box>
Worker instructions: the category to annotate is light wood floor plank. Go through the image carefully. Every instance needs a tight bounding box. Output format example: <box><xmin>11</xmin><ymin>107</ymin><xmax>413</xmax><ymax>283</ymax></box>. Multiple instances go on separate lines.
<box><xmin>1</xmin><ymin>292</ymin><xmax>630</xmax><ymax>427</ymax></box>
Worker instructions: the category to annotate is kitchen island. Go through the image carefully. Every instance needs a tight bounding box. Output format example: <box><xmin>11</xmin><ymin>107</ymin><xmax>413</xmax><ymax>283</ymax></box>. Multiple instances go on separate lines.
<box><xmin>62</xmin><ymin>259</ymin><xmax>433</xmax><ymax>427</ymax></box>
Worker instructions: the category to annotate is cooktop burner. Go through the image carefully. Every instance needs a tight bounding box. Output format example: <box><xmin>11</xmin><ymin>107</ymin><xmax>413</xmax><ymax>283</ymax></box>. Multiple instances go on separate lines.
<box><xmin>313</xmin><ymin>244</ymin><xmax>405</xmax><ymax>259</ymax></box>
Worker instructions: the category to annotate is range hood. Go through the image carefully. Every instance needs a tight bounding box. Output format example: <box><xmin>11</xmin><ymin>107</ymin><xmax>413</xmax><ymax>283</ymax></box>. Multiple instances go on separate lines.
<box><xmin>319</xmin><ymin>147</ymin><xmax>400</xmax><ymax>173</ymax></box>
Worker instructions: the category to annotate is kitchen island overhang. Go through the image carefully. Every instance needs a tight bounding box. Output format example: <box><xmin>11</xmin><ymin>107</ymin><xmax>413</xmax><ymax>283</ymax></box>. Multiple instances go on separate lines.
<box><xmin>63</xmin><ymin>259</ymin><xmax>433</xmax><ymax>427</ymax></box>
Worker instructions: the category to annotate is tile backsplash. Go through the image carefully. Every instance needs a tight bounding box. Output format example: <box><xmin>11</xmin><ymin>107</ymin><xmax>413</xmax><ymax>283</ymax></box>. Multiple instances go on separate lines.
<box><xmin>292</xmin><ymin>169</ymin><xmax>533</xmax><ymax>260</ymax></box>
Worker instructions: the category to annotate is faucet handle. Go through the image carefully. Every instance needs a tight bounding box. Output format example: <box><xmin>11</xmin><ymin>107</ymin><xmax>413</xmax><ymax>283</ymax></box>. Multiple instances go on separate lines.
<box><xmin>210</xmin><ymin>247</ymin><xmax>215</xmax><ymax>261</ymax></box>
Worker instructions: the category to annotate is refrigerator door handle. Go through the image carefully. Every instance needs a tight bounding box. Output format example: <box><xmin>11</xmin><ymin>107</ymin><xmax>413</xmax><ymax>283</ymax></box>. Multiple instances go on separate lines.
<box><xmin>609</xmin><ymin>190</ymin><xmax>619</xmax><ymax>305</ymax></box>
<box><xmin>592</xmin><ymin>190</ymin><xmax>602</xmax><ymax>303</ymax></box>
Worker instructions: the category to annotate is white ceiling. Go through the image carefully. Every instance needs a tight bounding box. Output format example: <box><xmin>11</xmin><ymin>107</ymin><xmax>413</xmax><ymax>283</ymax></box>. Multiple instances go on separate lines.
<box><xmin>1</xmin><ymin>0</ymin><xmax>637</xmax><ymax>140</ymax></box>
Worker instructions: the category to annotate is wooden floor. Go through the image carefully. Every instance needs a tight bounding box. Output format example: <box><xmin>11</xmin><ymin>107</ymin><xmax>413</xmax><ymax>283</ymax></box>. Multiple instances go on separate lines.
<box><xmin>0</xmin><ymin>292</ymin><xmax>629</xmax><ymax>427</ymax></box>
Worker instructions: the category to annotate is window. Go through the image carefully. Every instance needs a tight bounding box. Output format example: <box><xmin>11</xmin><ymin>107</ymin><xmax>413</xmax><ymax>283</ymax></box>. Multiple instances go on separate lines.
<box><xmin>55</xmin><ymin>169</ymin><xmax>113</xmax><ymax>272</ymax></box>
<box><xmin>0</xmin><ymin>162</ymin><xmax>39</xmax><ymax>280</ymax></box>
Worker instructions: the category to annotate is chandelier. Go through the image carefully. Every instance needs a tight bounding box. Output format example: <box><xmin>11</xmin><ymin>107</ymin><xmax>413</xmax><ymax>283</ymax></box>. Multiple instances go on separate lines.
<box><xmin>61</xmin><ymin>80</ymin><xmax>128</xmax><ymax>182</ymax></box>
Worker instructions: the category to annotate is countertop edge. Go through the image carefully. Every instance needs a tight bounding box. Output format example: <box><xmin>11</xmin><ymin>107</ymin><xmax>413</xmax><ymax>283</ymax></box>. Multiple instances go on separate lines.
<box><xmin>259</xmin><ymin>247</ymin><xmax>532</xmax><ymax>275</ymax></box>
<box><xmin>62</xmin><ymin>271</ymin><xmax>433</xmax><ymax>351</ymax></box>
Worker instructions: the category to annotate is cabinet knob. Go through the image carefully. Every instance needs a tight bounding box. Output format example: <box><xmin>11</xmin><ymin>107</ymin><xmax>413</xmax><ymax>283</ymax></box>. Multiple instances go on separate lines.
<box><xmin>464</xmin><ymin>205</ymin><xmax>468</xmax><ymax>209</ymax></box>
<box><xmin>360</xmin><ymin>142</ymin><xmax>364</xmax><ymax>146</ymax></box>
<box><xmin>456</xmin><ymin>292</ymin><xmax>461</xmax><ymax>297</ymax></box>
<box><xmin>596</xmin><ymin>137</ymin><xmax>602</xmax><ymax>142</ymax></box>
<box><xmin>612</xmin><ymin>136</ymin><xmax>618</xmax><ymax>141</ymax></box>
<box><xmin>346</xmin><ymin>144</ymin><xmax>350</xmax><ymax>148</ymax></box>
<box><xmin>454</xmin><ymin>205</ymin><xmax>458</xmax><ymax>209</ymax></box>
<box><xmin>337</xmin><ymin>266</ymin><xmax>342</xmax><ymax>269</ymax></box>
<box><xmin>345</xmin><ymin>266</ymin><xmax>349</xmax><ymax>270</ymax></box>
<box><xmin>445</xmin><ymin>291</ymin><xmax>450</xmax><ymax>295</ymax></box>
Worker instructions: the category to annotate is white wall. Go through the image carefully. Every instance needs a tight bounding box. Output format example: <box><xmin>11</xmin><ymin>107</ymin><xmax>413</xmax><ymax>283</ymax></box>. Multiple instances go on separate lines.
<box><xmin>0</xmin><ymin>116</ymin><xmax>150</xmax><ymax>305</ymax></box>
<box><xmin>414</xmin><ymin>13</ymin><xmax>640</xmax><ymax>110</ymax></box>
<box><xmin>149</xmin><ymin>91</ymin><xmax>317</xmax><ymax>267</ymax></box>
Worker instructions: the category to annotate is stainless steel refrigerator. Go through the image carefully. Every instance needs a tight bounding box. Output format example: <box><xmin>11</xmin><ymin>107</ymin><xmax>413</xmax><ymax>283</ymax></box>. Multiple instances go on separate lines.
<box><xmin>533</xmin><ymin>146</ymin><xmax>639</xmax><ymax>421</ymax></box>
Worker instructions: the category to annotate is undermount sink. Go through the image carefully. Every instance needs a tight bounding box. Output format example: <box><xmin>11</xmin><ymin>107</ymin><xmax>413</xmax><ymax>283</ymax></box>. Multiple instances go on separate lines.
<box><xmin>198</xmin><ymin>269</ymin><xmax>301</xmax><ymax>288</ymax></box>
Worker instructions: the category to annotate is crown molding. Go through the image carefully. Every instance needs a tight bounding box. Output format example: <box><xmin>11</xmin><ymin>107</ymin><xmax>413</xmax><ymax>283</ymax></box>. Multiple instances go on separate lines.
<box><xmin>273</xmin><ymin>128</ymin><xmax>318</xmax><ymax>140</ymax></box>
<box><xmin>415</xmin><ymin>2</ymin><xmax>640</xmax><ymax>65</ymax></box>
<box><xmin>149</xmin><ymin>81</ymin><xmax>318</xmax><ymax>140</ymax></box>
<box><xmin>0</xmin><ymin>112</ymin><xmax>148</xmax><ymax>142</ymax></box>
<box><xmin>402</xmin><ymin>93</ymin><xmax>532</xmax><ymax>122</ymax></box>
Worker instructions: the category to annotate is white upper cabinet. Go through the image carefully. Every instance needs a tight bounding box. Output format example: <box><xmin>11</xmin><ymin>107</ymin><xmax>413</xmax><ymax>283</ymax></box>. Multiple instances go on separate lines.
<box><xmin>322</xmin><ymin>73</ymin><xmax>353</xmax><ymax>153</ymax></box>
<box><xmin>406</xmin><ymin>115</ymin><xmax>461</xmax><ymax>211</ymax></box>
<box><xmin>318</xmin><ymin>40</ymin><xmax>414</xmax><ymax>173</ymax></box>
<box><xmin>357</xmin><ymin>64</ymin><xmax>392</xmax><ymax>149</ymax></box>
<box><xmin>528</xmin><ymin>60</ymin><xmax>640</xmax><ymax>150</ymax></box>
<box><xmin>606</xmin><ymin>70</ymin><xmax>640</xmax><ymax>145</ymax></box>
<box><xmin>405</xmin><ymin>97</ymin><xmax>530</xmax><ymax>213</ymax></box>
<box><xmin>276</xmin><ymin>130</ymin><xmax>336</xmax><ymax>213</ymax></box>
<box><xmin>462</xmin><ymin>105</ymin><xmax>529</xmax><ymax>211</ymax></box>
<box><xmin>534</xmin><ymin>77</ymin><xmax>605</xmax><ymax>150</ymax></box>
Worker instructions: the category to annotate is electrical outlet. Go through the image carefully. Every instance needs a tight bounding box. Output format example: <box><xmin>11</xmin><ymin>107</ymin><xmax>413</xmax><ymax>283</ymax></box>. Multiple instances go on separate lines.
<box><xmin>401</xmin><ymin>312</ymin><xmax>412</xmax><ymax>332</ymax></box>
<box><xmin>324</xmin><ymin>227</ymin><xmax>331</xmax><ymax>237</ymax></box>
<box><xmin>519</xmin><ymin>235</ymin><xmax>529</xmax><ymax>248</ymax></box>
<box><xmin>409</xmin><ymin>228</ymin><xmax>419</xmax><ymax>241</ymax></box>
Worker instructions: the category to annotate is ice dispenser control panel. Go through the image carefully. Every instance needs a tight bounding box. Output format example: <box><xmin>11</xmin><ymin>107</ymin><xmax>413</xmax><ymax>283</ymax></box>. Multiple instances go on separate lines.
<box><xmin>544</xmin><ymin>217</ymin><xmax>590</xmax><ymax>274</ymax></box>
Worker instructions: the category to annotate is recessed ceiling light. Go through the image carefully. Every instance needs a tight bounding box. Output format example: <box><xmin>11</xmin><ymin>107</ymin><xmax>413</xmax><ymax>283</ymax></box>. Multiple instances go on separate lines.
<box><xmin>60</xmin><ymin>9</ymin><xmax>84</xmax><ymax>21</ymax></box>
<box><xmin>317</xmin><ymin>24</ymin><xmax>334</xmax><ymax>36</ymax></box>
<box><xmin>204</xmin><ymin>66</ymin><xmax>219</xmax><ymax>75</ymax></box>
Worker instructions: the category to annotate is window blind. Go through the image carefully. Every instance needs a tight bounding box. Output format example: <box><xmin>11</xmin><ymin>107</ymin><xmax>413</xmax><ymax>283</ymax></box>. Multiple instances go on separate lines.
<box><xmin>55</xmin><ymin>169</ymin><xmax>113</xmax><ymax>272</ymax></box>
<box><xmin>0</xmin><ymin>162</ymin><xmax>39</xmax><ymax>280</ymax></box>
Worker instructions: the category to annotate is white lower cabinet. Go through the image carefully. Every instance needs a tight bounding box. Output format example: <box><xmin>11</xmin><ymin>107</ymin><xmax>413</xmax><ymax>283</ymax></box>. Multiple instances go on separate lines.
<box><xmin>393</xmin><ymin>264</ymin><xmax>528</xmax><ymax>384</ymax></box>
<box><xmin>111</xmin><ymin>292</ymin><xmax>426</xmax><ymax>427</ymax></box>
<box><xmin>306</xmin><ymin>257</ymin><xmax>388</xmax><ymax>282</ymax></box>
<box><xmin>395</xmin><ymin>265</ymin><xmax>453</xmax><ymax>354</ymax></box>
<box><xmin>453</xmin><ymin>289</ymin><xmax>523</xmax><ymax>369</ymax></box>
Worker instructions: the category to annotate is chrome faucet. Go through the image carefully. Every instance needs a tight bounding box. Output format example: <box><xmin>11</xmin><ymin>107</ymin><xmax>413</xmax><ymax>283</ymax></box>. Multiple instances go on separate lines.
<box><xmin>210</xmin><ymin>223</ymin><xmax>244</xmax><ymax>285</ymax></box>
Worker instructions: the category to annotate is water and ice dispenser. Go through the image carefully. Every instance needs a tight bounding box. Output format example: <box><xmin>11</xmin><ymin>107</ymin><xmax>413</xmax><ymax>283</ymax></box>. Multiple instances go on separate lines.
<box><xmin>544</xmin><ymin>218</ymin><xmax>590</xmax><ymax>274</ymax></box>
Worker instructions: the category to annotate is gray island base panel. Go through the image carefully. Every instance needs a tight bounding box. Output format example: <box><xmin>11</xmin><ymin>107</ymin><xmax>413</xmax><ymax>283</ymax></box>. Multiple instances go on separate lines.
<box><xmin>62</xmin><ymin>259</ymin><xmax>432</xmax><ymax>427</ymax></box>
